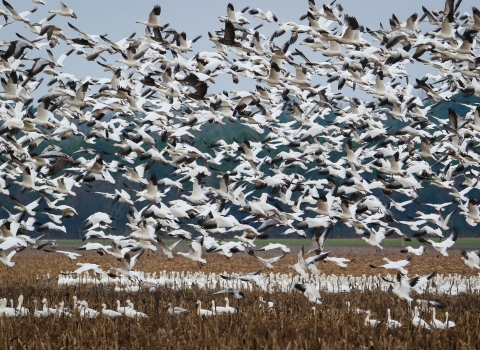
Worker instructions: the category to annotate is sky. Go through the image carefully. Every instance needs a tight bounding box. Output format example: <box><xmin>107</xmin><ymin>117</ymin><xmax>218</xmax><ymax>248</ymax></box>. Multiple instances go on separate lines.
<box><xmin>1</xmin><ymin>0</ymin><xmax>478</xmax><ymax>98</ymax></box>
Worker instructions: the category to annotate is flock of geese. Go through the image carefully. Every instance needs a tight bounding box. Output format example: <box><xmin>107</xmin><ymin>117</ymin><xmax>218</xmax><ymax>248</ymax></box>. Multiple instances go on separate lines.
<box><xmin>0</xmin><ymin>0</ymin><xmax>480</xmax><ymax>329</ymax></box>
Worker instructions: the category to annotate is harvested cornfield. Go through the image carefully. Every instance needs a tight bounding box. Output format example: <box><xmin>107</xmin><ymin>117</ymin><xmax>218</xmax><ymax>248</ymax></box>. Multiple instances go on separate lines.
<box><xmin>0</xmin><ymin>250</ymin><xmax>478</xmax><ymax>349</ymax></box>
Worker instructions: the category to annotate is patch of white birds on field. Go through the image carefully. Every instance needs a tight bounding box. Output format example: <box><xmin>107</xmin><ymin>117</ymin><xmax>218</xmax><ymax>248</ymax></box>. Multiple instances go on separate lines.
<box><xmin>0</xmin><ymin>0</ymin><xmax>479</xmax><ymax>330</ymax></box>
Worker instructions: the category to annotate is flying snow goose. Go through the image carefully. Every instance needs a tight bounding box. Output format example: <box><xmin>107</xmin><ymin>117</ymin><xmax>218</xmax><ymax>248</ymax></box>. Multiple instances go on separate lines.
<box><xmin>42</xmin><ymin>250</ymin><xmax>82</xmax><ymax>260</ymax></box>
<box><xmin>248</xmin><ymin>249</ymin><xmax>286</xmax><ymax>269</ymax></box>
<box><xmin>400</xmin><ymin>245</ymin><xmax>425</xmax><ymax>256</ymax></box>
<box><xmin>382</xmin><ymin>272</ymin><xmax>419</xmax><ymax>302</ymax></box>
<box><xmin>220</xmin><ymin>270</ymin><xmax>266</xmax><ymax>288</ymax></box>
<box><xmin>412</xmin><ymin>271</ymin><xmax>437</xmax><ymax>294</ymax></box>
<box><xmin>210</xmin><ymin>288</ymin><xmax>245</xmax><ymax>299</ymax></box>
<box><xmin>158</xmin><ymin>239</ymin><xmax>183</xmax><ymax>259</ymax></box>
<box><xmin>0</xmin><ymin>249</ymin><xmax>16</xmax><ymax>267</ymax></box>
<box><xmin>255</xmin><ymin>243</ymin><xmax>290</xmax><ymax>254</ymax></box>
<box><xmin>294</xmin><ymin>283</ymin><xmax>321</xmax><ymax>304</ymax></box>
<box><xmin>49</xmin><ymin>2</ymin><xmax>76</xmax><ymax>18</ymax></box>
<box><xmin>176</xmin><ymin>237</ymin><xmax>206</xmax><ymax>267</ymax></box>
<box><xmin>72</xmin><ymin>263</ymin><xmax>103</xmax><ymax>275</ymax></box>
<box><xmin>361</xmin><ymin>227</ymin><xmax>395</xmax><ymax>251</ymax></box>
<box><xmin>136</xmin><ymin>4</ymin><xmax>167</xmax><ymax>29</ymax></box>
<box><xmin>417</xmin><ymin>228</ymin><xmax>458</xmax><ymax>257</ymax></box>
<box><xmin>461</xmin><ymin>250</ymin><xmax>480</xmax><ymax>270</ymax></box>
<box><xmin>248</xmin><ymin>8</ymin><xmax>278</xmax><ymax>22</ymax></box>
<box><xmin>2</xmin><ymin>0</ymin><xmax>37</xmax><ymax>23</ymax></box>
<box><xmin>370</xmin><ymin>256</ymin><xmax>412</xmax><ymax>275</ymax></box>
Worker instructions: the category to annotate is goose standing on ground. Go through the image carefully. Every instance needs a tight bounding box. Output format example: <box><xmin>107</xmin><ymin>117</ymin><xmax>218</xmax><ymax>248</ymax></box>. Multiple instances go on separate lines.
<box><xmin>101</xmin><ymin>303</ymin><xmax>123</xmax><ymax>318</ymax></box>
<box><xmin>412</xmin><ymin>306</ymin><xmax>431</xmax><ymax>329</ymax></box>
<box><xmin>196</xmin><ymin>300</ymin><xmax>214</xmax><ymax>317</ymax></box>
<box><xmin>365</xmin><ymin>310</ymin><xmax>382</xmax><ymax>326</ymax></box>
<box><xmin>387</xmin><ymin>309</ymin><xmax>403</xmax><ymax>328</ymax></box>
<box><xmin>166</xmin><ymin>302</ymin><xmax>189</xmax><ymax>316</ymax></box>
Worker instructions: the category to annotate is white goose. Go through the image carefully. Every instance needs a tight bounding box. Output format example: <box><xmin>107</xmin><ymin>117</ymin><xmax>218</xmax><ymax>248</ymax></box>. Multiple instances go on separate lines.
<box><xmin>364</xmin><ymin>310</ymin><xmax>382</xmax><ymax>326</ymax></box>
<box><xmin>196</xmin><ymin>300</ymin><xmax>214</xmax><ymax>317</ymax></box>
<box><xmin>15</xmin><ymin>295</ymin><xmax>29</xmax><ymax>317</ymax></box>
<box><xmin>387</xmin><ymin>309</ymin><xmax>403</xmax><ymax>328</ymax></box>
<box><xmin>101</xmin><ymin>303</ymin><xmax>123</xmax><ymax>318</ymax></box>
<box><xmin>412</xmin><ymin>306</ymin><xmax>431</xmax><ymax>329</ymax></box>
<box><xmin>166</xmin><ymin>302</ymin><xmax>189</xmax><ymax>316</ymax></box>
<box><xmin>49</xmin><ymin>2</ymin><xmax>77</xmax><ymax>18</ymax></box>
<box><xmin>177</xmin><ymin>238</ymin><xmax>206</xmax><ymax>267</ymax></box>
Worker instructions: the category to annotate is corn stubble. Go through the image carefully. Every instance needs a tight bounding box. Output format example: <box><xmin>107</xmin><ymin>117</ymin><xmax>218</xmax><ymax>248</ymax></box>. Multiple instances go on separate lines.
<box><xmin>0</xmin><ymin>252</ymin><xmax>477</xmax><ymax>349</ymax></box>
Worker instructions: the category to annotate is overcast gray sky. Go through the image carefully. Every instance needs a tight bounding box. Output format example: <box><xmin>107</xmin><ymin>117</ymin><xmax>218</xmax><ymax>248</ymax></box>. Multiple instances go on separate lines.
<box><xmin>2</xmin><ymin>0</ymin><xmax>478</xmax><ymax>98</ymax></box>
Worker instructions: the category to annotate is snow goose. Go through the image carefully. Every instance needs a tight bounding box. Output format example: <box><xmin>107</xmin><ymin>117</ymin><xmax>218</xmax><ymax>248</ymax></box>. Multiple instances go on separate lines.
<box><xmin>412</xmin><ymin>271</ymin><xmax>437</xmax><ymax>294</ymax></box>
<box><xmin>78</xmin><ymin>301</ymin><xmax>99</xmax><ymax>319</ymax></box>
<box><xmin>248</xmin><ymin>249</ymin><xmax>286</xmax><ymax>269</ymax></box>
<box><xmin>33</xmin><ymin>300</ymin><xmax>49</xmax><ymax>318</ymax></box>
<box><xmin>2</xmin><ymin>0</ymin><xmax>37</xmax><ymax>23</ymax></box>
<box><xmin>0</xmin><ymin>249</ymin><xmax>17</xmax><ymax>267</ymax></box>
<box><xmin>136</xmin><ymin>4</ymin><xmax>167</xmax><ymax>30</ymax></box>
<box><xmin>361</xmin><ymin>227</ymin><xmax>395</xmax><ymax>252</ymax></box>
<box><xmin>258</xmin><ymin>297</ymin><xmax>275</xmax><ymax>310</ymax></box>
<box><xmin>124</xmin><ymin>301</ymin><xmax>148</xmax><ymax>319</ymax></box>
<box><xmin>400</xmin><ymin>245</ymin><xmax>425</xmax><ymax>256</ymax></box>
<box><xmin>72</xmin><ymin>263</ymin><xmax>103</xmax><ymax>275</ymax></box>
<box><xmin>382</xmin><ymin>272</ymin><xmax>419</xmax><ymax>302</ymax></box>
<box><xmin>42</xmin><ymin>250</ymin><xmax>82</xmax><ymax>260</ymax></box>
<box><xmin>220</xmin><ymin>270</ymin><xmax>267</xmax><ymax>288</ymax></box>
<box><xmin>158</xmin><ymin>239</ymin><xmax>183</xmax><ymax>259</ymax></box>
<box><xmin>370</xmin><ymin>256</ymin><xmax>412</xmax><ymax>275</ymax></box>
<box><xmin>294</xmin><ymin>283</ymin><xmax>321</xmax><ymax>304</ymax></box>
<box><xmin>412</xmin><ymin>306</ymin><xmax>431</xmax><ymax>329</ymax></box>
<box><xmin>49</xmin><ymin>2</ymin><xmax>77</xmax><ymax>18</ymax></box>
<box><xmin>101</xmin><ymin>303</ymin><xmax>123</xmax><ymax>318</ymax></box>
<box><xmin>196</xmin><ymin>300</ymin><xmax>214</xmax><ymax>317</ymax></box>
<box><xmin>443</xmin><ymin>312</ymin><xmax>455</xmax><ymax>328</ymax></box>
<box><xmin>248</xmin><ymin>8</ymin><xmax>278</xmax><ymax>22</ymax></box>
<box><xmin>461</xmin><ymin>250</ymin><xmax>480</xmax><ymax>270</ymax></box>
<box><xmin>166</xmin><ymin>302</ymin><xmax>189</xmax><ymax>316</ymax></box>
<box><xmin>255</xmin><ymin>243</ymin><xmax>291</xmax><ymax>254</ymax></box>
<box><xmin>210</xmin><ymin>288</ymin><xmax>245</xmax><ymax>299</ymax></box>
<box><xmin>15</xmin><ymin>295</ymin><xmax>29</xmax><ymax>317</ymax></box>
<box><xmin>417</xmin><ymin>228</ymin><xmax>458</xmax><ymax>257</ymax></box>
<box><xmin>431</xmin><ymin>308</ymin><xmax>446</xmax><ymax>329</ymax></box>
<box><xmin>387</xmin><ymin>309</ymin><xmax>403</xmax><ymax>328</ymax></box>
<box><xmin>364</xmin><ymin>311</ymin><xmax>382</xmax><ymax>326</ymax></box>
<box><xmin>177</xmin><ymin>238</ymin><xmax>206</xmax><ymax>267</ymax></box>
<box><xmin>0</xmin><ymin>298</ymin><xmax>16</xmax><ymax>317</ymax></box>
